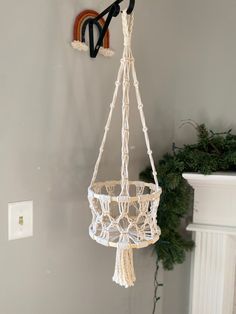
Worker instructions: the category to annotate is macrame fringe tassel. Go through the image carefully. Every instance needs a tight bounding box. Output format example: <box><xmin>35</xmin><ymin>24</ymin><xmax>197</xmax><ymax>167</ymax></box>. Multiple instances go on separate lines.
<box><xmin>112</xmin><ymin>247</ymin><xmax>136</xmax><ymax>288</ymax></box>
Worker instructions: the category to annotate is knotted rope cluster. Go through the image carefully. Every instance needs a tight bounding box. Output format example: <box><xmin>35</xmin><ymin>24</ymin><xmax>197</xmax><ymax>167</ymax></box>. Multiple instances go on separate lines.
<box><xmin>88</xmin><ymin>11</ymin><xmax>161</xmax><ymax>288</ymax></box>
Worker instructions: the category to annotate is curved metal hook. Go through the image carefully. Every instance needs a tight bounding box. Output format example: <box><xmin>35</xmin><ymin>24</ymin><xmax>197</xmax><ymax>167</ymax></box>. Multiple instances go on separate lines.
<box><xmin>126</xmin><ymin>0</ymin><xmax>135</xmax><ymax>15</ymax></box>
<box><xmin>87</xmin><ymin>0</ymin><xmax>135</xmax><ymax>58</ymax></box>
<box><xmin>112</xmin><ymin>3</ymin><xmax>121</xmax><ymax>17</ymax></box>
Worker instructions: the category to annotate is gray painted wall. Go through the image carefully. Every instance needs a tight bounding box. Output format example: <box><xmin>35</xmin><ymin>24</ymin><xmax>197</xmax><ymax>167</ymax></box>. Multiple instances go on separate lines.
<box><xmin>0</xmin><ymin>0</ymin><xmax>236</xmax><ymax>313</ymax></box>
<box><xmin>162</xmin><ymin>1</ymin><xmax>236</xmax><ymax>314</ymax></box>
<box><xmin>0</xmin><ymin>0</ymin><xmax>170</xmax><ymax>313</ymax></box>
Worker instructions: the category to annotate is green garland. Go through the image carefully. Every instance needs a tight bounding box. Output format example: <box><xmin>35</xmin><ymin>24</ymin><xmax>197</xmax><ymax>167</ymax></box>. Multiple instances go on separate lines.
<box><xmin>140</xmin><ymin>123</ymin><xmax>236</xmax><ymax>270</ymax></box>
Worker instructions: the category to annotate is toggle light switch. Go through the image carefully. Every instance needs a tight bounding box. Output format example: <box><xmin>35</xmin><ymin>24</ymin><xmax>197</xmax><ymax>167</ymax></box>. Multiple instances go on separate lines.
<box><xmin>18</xmin><ymin>216</ymin><xmax>24</xmax><ymax>226</ymax></box>
<box><xmin>8</xmin><ymin>201</ymin><xmax>33</xmax><ymax>240</ymax></box>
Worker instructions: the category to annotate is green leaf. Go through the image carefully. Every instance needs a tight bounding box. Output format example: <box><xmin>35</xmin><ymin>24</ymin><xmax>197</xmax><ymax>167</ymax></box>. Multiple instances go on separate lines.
<box><xmin>140</xmin><ymin>124</ymin><xmax>236</xmax><ymax>271</ymax></box>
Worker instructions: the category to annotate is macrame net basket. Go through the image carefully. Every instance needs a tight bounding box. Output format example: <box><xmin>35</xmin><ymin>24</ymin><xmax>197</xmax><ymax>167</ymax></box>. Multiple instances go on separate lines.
<box><xmin>88</xmin><ymin>11</ymin><xmax>161</xmax><ymax>288</ymax></box>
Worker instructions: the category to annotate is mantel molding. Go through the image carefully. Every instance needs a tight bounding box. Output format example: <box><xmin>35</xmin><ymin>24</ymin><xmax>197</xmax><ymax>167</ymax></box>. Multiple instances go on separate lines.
<box><xmin>183</xmin><ymin>172</ymin><xmax>236</xmax><ymax>227</ymax></box>
<box><xmin>183</xmin><ymin>172</ymin><xmax>236</xmax><ymax>314</ymax></box>
<box><xmin>183</xmin><ymin>172</ymin><xmax>236</xmax><ymax>187</ymax></box>
<box><xmin>187</xmin><ymin>223</ymin><xmax>236</xmax><ymax>236</ymax></box>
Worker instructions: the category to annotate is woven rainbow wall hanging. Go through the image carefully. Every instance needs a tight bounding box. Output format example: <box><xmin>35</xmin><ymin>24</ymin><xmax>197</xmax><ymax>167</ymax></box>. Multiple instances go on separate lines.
<box><xmin>71</xmin><ymin>10</ymin><xmax>114</xmax><ymax>57</ymax></box>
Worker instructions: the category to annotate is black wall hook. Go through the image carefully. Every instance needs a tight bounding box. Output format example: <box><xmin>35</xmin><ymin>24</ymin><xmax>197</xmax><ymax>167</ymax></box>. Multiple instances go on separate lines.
<box><xmin>85</xmin><ymin>0</ymin><xmax>135</xmax><ymax>58</ymax></box>
<box><xmin>126</xmin><ymin>0</ymin><xmax>135</xmax><ymax>14</ymax></box>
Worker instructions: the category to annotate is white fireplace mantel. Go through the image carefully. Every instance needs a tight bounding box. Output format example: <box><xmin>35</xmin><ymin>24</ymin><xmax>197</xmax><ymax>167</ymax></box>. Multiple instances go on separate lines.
<box><xmin>183</xmin><ymin>173</ymin><xmax>236</xmax><ymax>314</ymax></box>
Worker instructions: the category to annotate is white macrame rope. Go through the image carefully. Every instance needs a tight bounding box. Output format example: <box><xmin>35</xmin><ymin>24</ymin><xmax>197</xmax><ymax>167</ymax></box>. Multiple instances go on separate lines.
<box><xmin>113</xmin><ymin>11</ymin><xmax>136</xmax><ymax>288</ymax></box>
<box><xmin>90</xmin><ymin>11</ymin><xmax>158</xmax><ymax>189</ymax></box>
<box><xmin>120</xmin><ymin>12</ymin><xmax>134</xmax><ymax>196</ymax></box>
<box><xmin>131</xmin><ymin>62</ymin><xmax>159</xmax><ymax>188</ymax></box>
<box><xmin>88</xmin><ymin>11</ymin><xmax>161</xmax><ymax>288</ymax></box>
<box><xmin>112</xmin><ymin>246</ymin><xmax>136</xmax><ymax>288</ymax></box>
<box><xmin>90</xmin><ymin>61</ymin><xmax>124</xmax><ymax>186</ymax></box>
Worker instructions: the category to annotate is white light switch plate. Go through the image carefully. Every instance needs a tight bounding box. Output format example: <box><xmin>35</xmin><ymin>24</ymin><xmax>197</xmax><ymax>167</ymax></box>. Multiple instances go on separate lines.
<box><xmin>8</xmin><ymin>201</ymin><xmax>33</xmax><ymax>240</ymax></box>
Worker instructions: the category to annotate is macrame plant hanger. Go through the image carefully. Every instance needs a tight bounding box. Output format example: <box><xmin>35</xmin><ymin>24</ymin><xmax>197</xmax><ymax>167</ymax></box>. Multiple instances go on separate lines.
<box><xmin>88</xmin><ymin>9</ymin><xmax>162</xmax><ymax>288</ymax></box>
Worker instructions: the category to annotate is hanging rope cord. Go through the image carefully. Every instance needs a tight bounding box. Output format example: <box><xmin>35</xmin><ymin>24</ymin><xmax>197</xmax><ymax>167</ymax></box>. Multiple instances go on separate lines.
<box><xmin>89</xmin><ymin>11</ymin><xmax>159</xmax><ymax>190</ymax></box>
<box><xmin>88</xmin><ymin>11</ymin><xmax>161</xmax><ymax>289</ymax></box>
<box><xmin>89</xmin><ymin>56</ymin><xmax>124</xmax><ymax>186</ymax></box>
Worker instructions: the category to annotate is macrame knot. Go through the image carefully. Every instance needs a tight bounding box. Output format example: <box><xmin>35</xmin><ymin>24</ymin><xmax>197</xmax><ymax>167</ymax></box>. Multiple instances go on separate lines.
<box><xmin>138</xmin><ymin>104</ymin><xmax>143</xmax><ymax>110</ymax></box>
<box><xmin>124</xmin><ymin>36</ymin><xmax>131</xmax><ymax>47</ymax></box>
<box><xmin>122</xmin><ymin>10</ymin><xmax>134</xmax><ymax>48</ymax></box>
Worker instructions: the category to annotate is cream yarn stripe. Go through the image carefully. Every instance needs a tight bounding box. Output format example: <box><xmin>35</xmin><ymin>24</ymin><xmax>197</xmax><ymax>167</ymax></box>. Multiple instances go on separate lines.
<box><xmin>90</xmin><ymin>61</ymin><xmax>124</xmax><ymax>187</ymax></box>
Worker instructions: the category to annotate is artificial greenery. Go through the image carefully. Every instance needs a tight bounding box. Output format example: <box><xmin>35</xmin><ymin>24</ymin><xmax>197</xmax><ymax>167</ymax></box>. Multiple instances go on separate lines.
<box><xmin>140</xmin><ymin>123</ymin><xmax>236</xmax><ymax>271</ymax></box>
